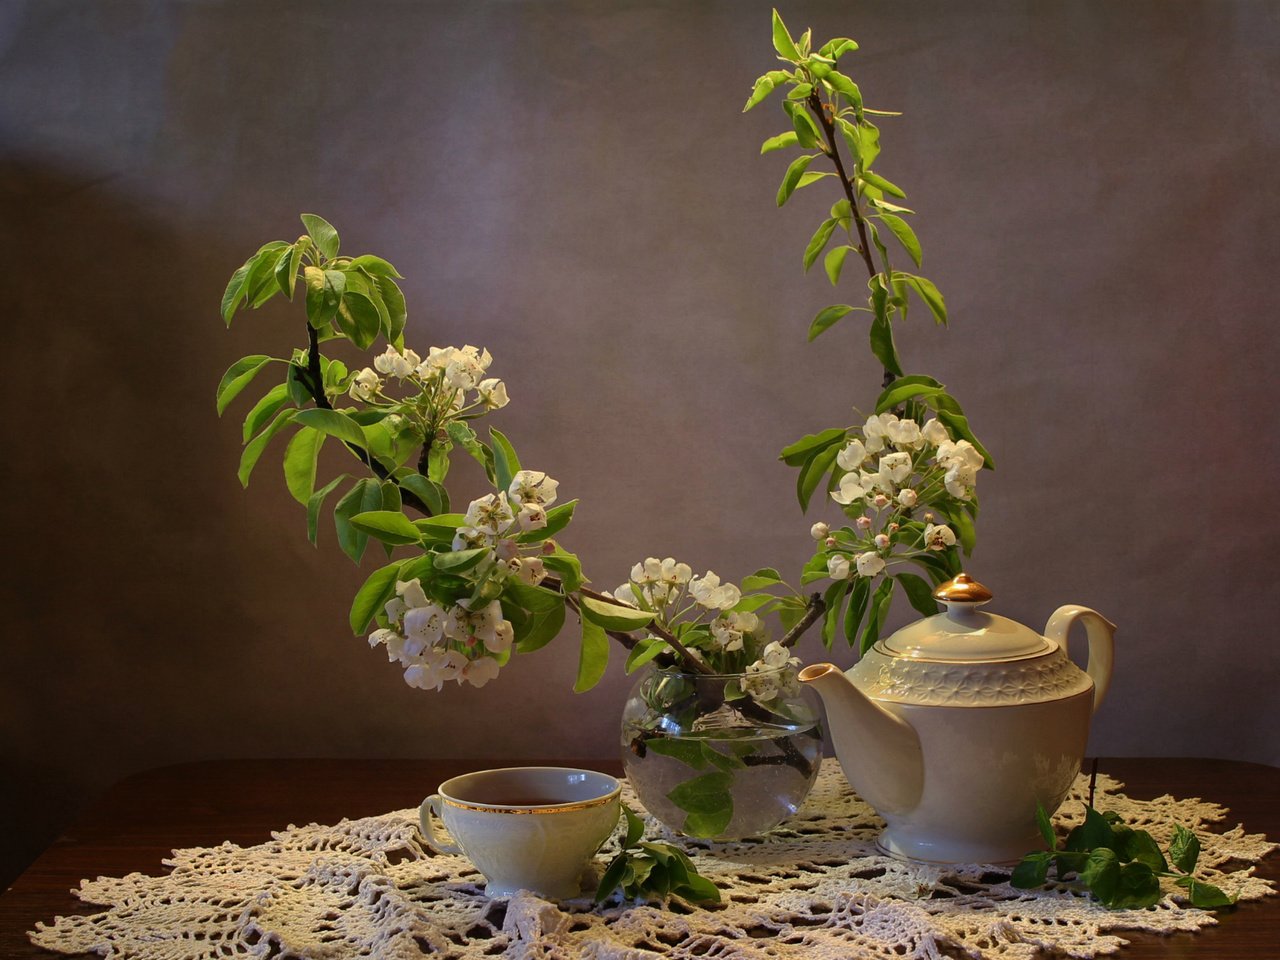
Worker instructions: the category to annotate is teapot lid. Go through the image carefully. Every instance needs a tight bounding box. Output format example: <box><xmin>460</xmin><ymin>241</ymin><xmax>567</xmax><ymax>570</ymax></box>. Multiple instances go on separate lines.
<box><xmin>878</xmin><ymin>574</ymin><xmax>1054</xmax><ymax>662</ymax></box>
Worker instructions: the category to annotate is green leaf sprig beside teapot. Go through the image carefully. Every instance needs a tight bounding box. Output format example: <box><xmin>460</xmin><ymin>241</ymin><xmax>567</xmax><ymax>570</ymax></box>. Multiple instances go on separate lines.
<box><xmin>799</xmin><ymin>573</ymin><xmax>1115</xmax><ymax>863</ymax></box>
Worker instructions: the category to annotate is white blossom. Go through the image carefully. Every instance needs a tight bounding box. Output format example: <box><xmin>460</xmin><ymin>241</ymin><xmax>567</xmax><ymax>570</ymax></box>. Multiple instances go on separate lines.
<box><xmin>886</xmin><ymin>418</ymin><xmax>924</xmax><ymax>450</ymax></box>
<box><xmin>373</xmin><ymin>346</ymin><xmax>420</xmax><ymax>379</ymax></box>
<box><xmin>936</xmin><ymin>439</ymin><xmax>984</xmax><ymax>471</ymax></box>
<box><xmin>944</xmin><ymin>463</ymin><xmax>978</xmax><ymax>500</ymax></box>
<box><xmin>349</xmin><ymin>367</ymin><xmax>381</xmax><ymax>402</ymax></box>
<box><xmin>514</xmin><ymin>557</ymin><xmax>547</xmax><ymax>586</ymax></box>
<box><xmin>855</xmin><ymin>551</ymin><xmax>886</xmax><ymax>578</ymax></box>
<box><xmin>710</xmin><ymin>610</ymin><xmax>758</xmax><ymax>652</ymax></box>
<box><xmin>689</xmin><ymin>571</ymin><xmax>741</xmax><ymax>610</ymax></box>
<box><xmin>924</xmin><ymin>523</ymin><xmax>957</xmax><ymax>551</ymax></box>
<box><xmin>384</xmin><ymin>596</ymin><xmax>408</xmax><ymax>624</ymax></box>
<box><xmin>612</xmin><ymin>582</ymin><xmax>638</xmax><ymax>607</ymax></box>
<box><xmin>452</xmin><ymin>525</ymin><xmax>491</xmax><ymax>551</ymax></box>
<box><xmin>368</xmin><ymin>627</ymin><xmax>399</xmax><ymax>650</ymax></box>
<box><xmin>464</xmin><ymin>493</ymin><xmax>515</xmax><ymax>536</ymax></box>
<box><xmin>461</xmin><ymin>656</ymin><xmax>501</xmax><ymax>688</ymax></box>
<box><xmin>443</xmin><ymin>345</ymin><xmax>493</xmax><ymax>390</ymax></box>
<box><xmin>404</xmin><ymin>603</ymin><xmax>447</xmax><ymax>648</ymax></box>
<box><xmin>810</xmin><ymin>522</ymin><xmax>830</xmax><ymax>540</ymax></box>
<box><xmin>831</xmin><ymin>472</ymin><xmax>866</xmax><ymax>506</ymax></box>
<box><xmin>508</xmin><ymin>470</ymin><xmax>559</xmax><ymax>509</ymax></box>
<box><xmin>862</xmin><ymin>413</ymin><xmax>898</xmax><ymax>454</ymax></box>
<box><xmin>878</xmin><ymin>452</ymin><xmax>913</xmax><ymax>485</ymax></box>
<box><xmin>922</xmin><ymin>418</ymin><xmax>950</xmax><ymax>445</ymax></box>
<box><xmin>827</xmin><ymin>554</ymin><xmax>852</xmax><ymax>580</ymax></box>
<box><xmin>836</xmin><ymin>439</ymin><xmax>868</xmax><ymax>471</ymax></box>
<box><xmin>477</xmin><ymin>377</ymin><xmax>510</xmax><ymax>409</ymax></box>
<box><xmin>445</xmin><ymin>598</ymin><xmax>505</xmax><ymax>649</ymax></box>
<box><xmin>396</xmin><ymin>579</ymin><xmax>430</xmax><ymax>609</ymax></box>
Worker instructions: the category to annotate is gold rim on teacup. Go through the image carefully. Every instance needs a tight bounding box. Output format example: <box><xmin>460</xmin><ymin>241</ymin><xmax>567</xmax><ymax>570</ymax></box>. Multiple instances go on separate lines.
<box><xmin>439</xmin><ymin>792</ymin><xmax>619</xmax><ymax>815</ymax></box>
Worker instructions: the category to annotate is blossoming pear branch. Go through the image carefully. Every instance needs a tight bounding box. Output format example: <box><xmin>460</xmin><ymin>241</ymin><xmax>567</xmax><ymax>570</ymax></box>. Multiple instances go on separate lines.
<box><xmin>748</xmin><ymin>11</ymin><xmax>995</xmax><ymax>652</ymax></box>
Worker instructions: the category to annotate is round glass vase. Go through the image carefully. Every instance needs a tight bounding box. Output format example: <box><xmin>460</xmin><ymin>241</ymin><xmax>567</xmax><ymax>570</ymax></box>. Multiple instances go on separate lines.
<box><xmin>620</xmin><ymin>663</ymin><xmax>823</xmax><ymax>840</ymax></box>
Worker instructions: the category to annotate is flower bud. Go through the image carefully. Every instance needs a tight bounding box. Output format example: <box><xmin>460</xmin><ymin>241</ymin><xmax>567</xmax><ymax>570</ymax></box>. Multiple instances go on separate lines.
<box><xmin>825</xmin><ymin>537</ymin><xmax>838</xmax><ymax>548</ymax></box>
<box><xmin>810</xmin><ymin>522</ymin><xmax>830</xmax><ymax>540</ymax></box>
<box><xmin>873</xmin><ymin>494</ymin><xmax>890</xmax><ymax>508</ymax></box>
<box><xmin>855</xmin><ymin>516</ymin><xmax>873</xmax><ymax>530</ymax></box>
<box><xmin>897</xmin><ymin>488</ymin><xmax>918</xmax><ymax>508</ymax></box>
<box><xmin>888</xmin><ymin>522</ymin><xmax>900</xmax><ymax>533</ymax></box>
<box><xmin>874</xmin><ymin>533</ymin><xmax>890</xmax><ymax>549</ymax></box>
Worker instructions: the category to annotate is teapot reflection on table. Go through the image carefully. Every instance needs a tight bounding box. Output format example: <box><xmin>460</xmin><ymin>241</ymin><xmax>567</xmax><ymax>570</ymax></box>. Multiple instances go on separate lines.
<box><xmin>800</xmin><ymin>573</ymin><xmax>1115</xmax><ymax>864</ymax></box>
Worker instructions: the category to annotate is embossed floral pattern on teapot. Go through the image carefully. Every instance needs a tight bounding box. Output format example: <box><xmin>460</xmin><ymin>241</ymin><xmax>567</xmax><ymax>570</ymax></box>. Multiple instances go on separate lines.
<box><xmin>800</xmin><ymin>574</ymin><xmax>1115</xmax><ymax>864</ymax></box>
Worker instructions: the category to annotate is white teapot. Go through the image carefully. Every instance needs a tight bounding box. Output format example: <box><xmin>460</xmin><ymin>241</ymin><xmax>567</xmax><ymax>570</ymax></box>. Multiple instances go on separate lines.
<box><xmin>799</xmin><ymin>573</ymin><xmax>1115</xmax><ymax>864</ymax></box>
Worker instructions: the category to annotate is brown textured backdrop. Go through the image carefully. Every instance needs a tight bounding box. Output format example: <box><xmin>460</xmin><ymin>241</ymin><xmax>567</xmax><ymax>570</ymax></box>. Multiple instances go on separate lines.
<box><xmin>2</xmin><ymin>0</ymin><xmax>1278</xmax><ymax>887</ymax></box>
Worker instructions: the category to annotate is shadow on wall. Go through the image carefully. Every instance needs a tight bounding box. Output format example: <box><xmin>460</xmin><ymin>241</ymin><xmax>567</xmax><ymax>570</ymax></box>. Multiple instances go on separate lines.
<box><xmin>0</xmin><ymin>154</ymin><xmax>296</xmax><ymax>889</ymax></box>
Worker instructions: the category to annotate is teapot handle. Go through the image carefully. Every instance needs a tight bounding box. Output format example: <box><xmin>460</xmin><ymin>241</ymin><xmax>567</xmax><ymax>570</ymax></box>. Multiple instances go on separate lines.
<box><xmin>1044</xmin><ymin>605</ymin><xmax>1116</xmax><ymax>713</ymax></box>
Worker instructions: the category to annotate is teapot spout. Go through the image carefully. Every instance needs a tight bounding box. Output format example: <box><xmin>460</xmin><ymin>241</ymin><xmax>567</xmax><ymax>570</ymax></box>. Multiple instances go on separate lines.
<box><xmin>799</xmin><ymin>663</ymin><xmax>923</xmax><ymax>815</ymax></box>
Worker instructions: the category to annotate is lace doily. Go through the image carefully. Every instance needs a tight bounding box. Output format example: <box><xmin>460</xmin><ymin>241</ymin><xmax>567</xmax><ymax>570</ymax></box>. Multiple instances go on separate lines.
<box><xmin>31</xmin><ymin>762</ymin><xmax>1276</xmax><ymax>959</ymax></box>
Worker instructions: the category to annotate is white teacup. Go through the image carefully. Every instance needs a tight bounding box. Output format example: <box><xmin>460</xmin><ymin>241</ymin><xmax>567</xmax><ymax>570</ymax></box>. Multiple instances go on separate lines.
<box><xmin>419</xmin><ymin>766</ymin><xmax>621</xmax><ymax>899</ymax></box>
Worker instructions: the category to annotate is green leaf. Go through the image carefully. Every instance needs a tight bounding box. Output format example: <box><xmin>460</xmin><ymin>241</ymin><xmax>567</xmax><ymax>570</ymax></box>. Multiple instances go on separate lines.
<box><xmin>1066</xmin><ymin>806</ymin><xmax>1115</xmax><ymax>853</ymax></box>
<box><xmin>796</xmin><ymin>441</ymin><xmax>841</xmax><ymax>512</ymax></box>
<box><xmin>274</xmin><ymin>242</ymin><xmax>302</xmax><ymax>299</ymax></box>
<box><xmin>780</xmin><ymin>427</ymin><xmax>846</xmax><ymax>466</ymax></box>
<box><xmin>1010</xmin><ymin>851</ymin><xmax>1052</xmax><ymax>889</ymax></box>
<box><xmin>293</xmin><ymin>408</ymin><xmax>368</xmax><ymax>448</ymax></box>
<box><xmin>621</xmin><ymin>805</ymin><xmax>645</xmax><ymax>848</ymax></box>
<box><xmin>843</xmin><ymin>576</ymin><xmax>870</xmax><ymax>647</ymax></box>
<box><xmin>676</xmin><ymin>872</ymin><xmax>722</xmax><ymax>904</ymax></box>
<box><xmin>869</xmin><ymin>309</ymin><xmax>903</xmax><ymax>376</ymax></box>
<box><xmin>771</xmin><ymin>8</ymin><xmax>802</xmax><ymax>61</ymax></box>
<box><xmin>574</xmin><ymin>617</ymin><xmax>609</xmax><ymax>693</ymax></box>
<box><xmin>795</xmin><ymin>170</ymin><xmax>833</xmax><ymax>189</ymax></box>
<box><xmin>338</xmin><ymin>291</ymin><xmax>381</xmax><ymax>350</ymax></box>
<box><xmin>349</xmin><ymin>254</ymin><xmax>403</xmax><ymax>278</ymax></box>
<box><xmin>1107</xmin><ymin>862</ymin><xmax>1162</xmax><ymax>909</ymax></box>
<box><xmin>821</xmin><ymin>579</ymin><xmax>849</xmax><ymax>648</ymax></box>
<box><xmin>803</xmin><ymin>218</ymin><xmax>838</xmax><ymax>271</ymax></box>
<box><xmin>625</xmin><ymin>638</ymin><xmax>670</xmax><ymax>674</ymax></box>
<box><xmin>243</xmin><ymin>241</ymin><xmax>291</xmax><ymax>306</ymax></box>
<box><xmin>489</xmin><ymin>427</ymin><xmax>521</xmax><ymax>495</ymax></box>
<box><xmin>808</xmin><ymin>304</ymin><xmax>855</xmax><ymax>341</ymax></box>
<box><xmin>397</xmin><ymin>474</ymin><xmax>446</xmax><ymax>515</ymax></box>
<box><xmin>776</xmin><ymin>153</ymin><xmax>817</xmax><ymax>207</ymax></box>
<box><xmin>305</xmin><ymin>267</ymin><xmax>343</xmax><ymax>327</ymax></box>
<box><xmin>517</xmin><ymin>499</ymin><xmax>576</xmax><ymax>543</ymax></box>
<box><xmin>875</xmin><ymin>379</ymin><xmax>946</xmax><ymax>414</ymax></box>
<box><xmin>761</xmin><ymin>131</ymin><xmax>799</xmax><ymax>154</ymax></box>
<box><xmin>878</xmin><ymin>214</ymin><xmax>922</xmax><ymax>268</ymax></box>
<box><xmin>300</xmin><ymin>213</ymin><xmax>339</xmax><ymax>260</ymax></box>
<box><xmin>668</xmin><ymin>771</ymin><xmax>733</xmax><ymax>837</ymax></box>
<box><xmin>1170</xmin><ymin>825</ymin><xmax>1201</xmax><ymax>874</ymax></box>
<box><xmin>859</xmin><ymin>576</ymin><xmax>895</xmax><ymax>654</ymax></box>
<box><xmin>306</xmin><ymin>474</ymin><xmax>348</xmax><ymax>546</ymax></box>
<box><xmin>333</xmin><ymin>478</ymin><xmax>382</xmax><ymax>564</ymax></box>
<box><xmin>238</xmin><ymin>408</ymin><xmax>297</xmax><ymax>486</ymax></box>
<box><xmin>1036</xmin><ymin>803</ymin><xmax>1056</xmax><ymax>849</ymax></box>
<box><xmin>859</xmin><ymin>169</ymin><xmax>907</xmax><ymax>199</ymax></box>
<box><xmin>895</xmin><ymin>573</ymin><xmax>938</xmax><ymax>617</ymax></box>
<box><xmin>431</xmin><ymin>546</ymin><xmax>490</xmax><ymax>571</ymax></box>
<box><xmin>899</xmin><ymin>273</ymin><xmax>948</xmax><ymax>325</ymax></box>
<box><xmin>741</xmin><ymin>567</ymin><xmax>783</xmax><ymax>591</ymax></box>
<box><xmin>580</xmin><ymin>595</ymin><xmax>655</xmax><ymax>632</ymax></box>
<box><xmin>542</xmin><ymin>549</ymin><xmax>584</xmax><ymax>593</ymax></box>
<box><xmin>823</xmin><ymin>244</ymin><xmax>854</xmax><ymax>286</ymax></box>
<box><xmin>349</xmin><ymin>510</ymin><xmax>423</xmax><ymax>546</ymax></box>
<box><xmin>375</xmin><ymin>276</ymin><xmax>408</xmax><ymax>344</ymax></box>
<box><xmin>1080</xmin><ymin>847</ymin><xmax>1121</xmax><ymax>905</ymax></box>
<box><xmin>216</xmin><ymin>356</ymin><xmax>273</xmax><ymax>416</ymax></box>
<box><xmin>645</xmin><ymin>738</ymin><xmax>709</xmax><ymax>771</ymax></box>
<box><xmin>743</xmin><ymin>72</ymin><xmax>778</xmax><ymax>112</ymax></box>
<box><xmin>824</xmin><ymin>70</ymin><xmax>861</xmax><ymax>108</ymax></box>
<box><xmin>511</xmin><ymin>593</ymin><xmax>566</xmax><ymax>654</ymax></box>
<box><xmin>242</xmin><ymin>383</ymin><xmax>291</xmax><ymax>442</ymax></box>
<box><xmin>282</xmin><ymin>426</ymin><xmax>326</xmax><ymax>504</ymax></box>
<box><xmin>594</xmin><ymin>854</ymin><xmax>629</xmax><ymax>902</ymax></box>
<box><xmin>1179</xmin><ymin>877</ymin><xmax>1235</xmax><ymax>909</ymax></box>
<box><xmin>221</xmin><ymin>262</ymin><xmax>252</xmax><ymax>325</ymax></box>
<box><xmin>348</xmin><ymin>559</ymin><xmax>404</xmax><ymax>634</ymax></box>
<box><xmin>1114</xmin><ymin>827</ymin><xmax>1168</xmax><ymax>873</ymax></box>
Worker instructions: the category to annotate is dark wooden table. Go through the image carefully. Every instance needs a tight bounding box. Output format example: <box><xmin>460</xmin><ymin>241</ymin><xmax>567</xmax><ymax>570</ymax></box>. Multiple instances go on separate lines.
<box><xmin>1</xmin><ymin>758</ymin><xmax>1275</xmax><ymax>959</ymax></box>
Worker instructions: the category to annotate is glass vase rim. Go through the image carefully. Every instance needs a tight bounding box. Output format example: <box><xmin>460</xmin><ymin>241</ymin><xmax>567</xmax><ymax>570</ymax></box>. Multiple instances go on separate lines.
<box><xmin>645</xmin><ymin>662</ymin><xmax>796</xmax><ymax>680</ymax></box>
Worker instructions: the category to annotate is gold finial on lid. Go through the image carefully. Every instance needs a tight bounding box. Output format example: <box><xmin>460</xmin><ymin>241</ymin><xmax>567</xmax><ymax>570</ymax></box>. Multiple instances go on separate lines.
<box><xmin>933</xmin><ymin>572</ymin><xmax>993</xmax><ymax>603</ymax></box>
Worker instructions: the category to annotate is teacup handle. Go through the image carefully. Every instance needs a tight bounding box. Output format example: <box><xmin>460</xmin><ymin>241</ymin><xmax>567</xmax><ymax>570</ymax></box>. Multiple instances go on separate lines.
<box><xmin>418</xmin><ymin>795</ymin><xmax>462</xmax><ymax>854</ymax></box>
